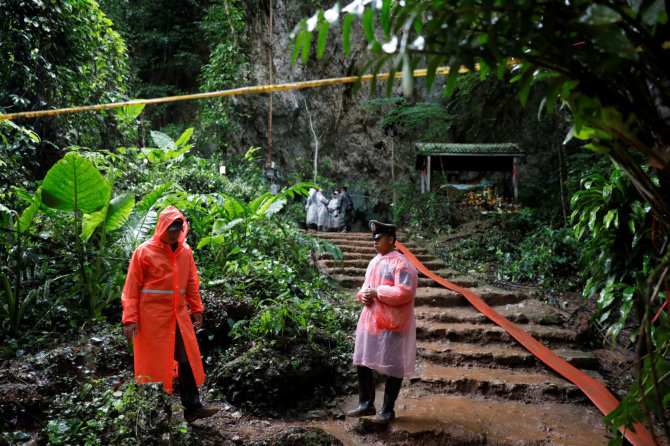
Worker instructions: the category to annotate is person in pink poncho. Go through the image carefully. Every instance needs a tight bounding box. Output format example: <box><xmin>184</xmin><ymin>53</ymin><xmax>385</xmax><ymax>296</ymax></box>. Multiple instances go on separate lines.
<box><xmin>347</xmin><ymin>220</ymin><xmax>418</xmax><ymax>425</ymax></box>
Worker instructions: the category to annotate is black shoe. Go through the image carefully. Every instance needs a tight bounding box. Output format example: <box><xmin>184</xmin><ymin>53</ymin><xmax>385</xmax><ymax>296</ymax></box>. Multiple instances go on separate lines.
<box><xmin>370</xmin><ymin>409</ymin><xmax>395</xmax><ymax>424</ymax></box>
<box><xmin>184</xmin><ymin>405</ymin><xmax>219</xmax><ymax>422</ymax></box>
<box><xmin>346</xmin><ymin>403</ymin><xmax>377</xmax><ymax>417</ymax></box>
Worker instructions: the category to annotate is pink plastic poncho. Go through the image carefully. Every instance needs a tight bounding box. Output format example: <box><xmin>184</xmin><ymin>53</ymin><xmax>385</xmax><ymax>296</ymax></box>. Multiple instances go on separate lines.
<box><xmin>353</xmin><ymin>250</ymin><xmax>418</xmax><ymax>378</ymax></box>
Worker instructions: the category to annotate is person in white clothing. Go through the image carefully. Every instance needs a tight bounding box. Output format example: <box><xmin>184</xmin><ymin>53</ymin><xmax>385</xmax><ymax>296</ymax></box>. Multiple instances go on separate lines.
<box><xmin>328</xmin><ymin>191</ymin><xmax>340</xmax><ymax>232</ymax></box>
<box><xmin>305</xmin><ymin>188</ymin><xmax>318</xmax><ymax>230</ymax></box>
<box><xmin>315</xmin><ymin>189</ymin><xmax>329</xmax><ymax>231</ymax></box>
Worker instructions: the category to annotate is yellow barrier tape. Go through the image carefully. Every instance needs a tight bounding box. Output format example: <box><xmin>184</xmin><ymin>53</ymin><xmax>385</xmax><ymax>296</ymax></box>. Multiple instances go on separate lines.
<box><xmin>0</xmin><ymin>64</ymin><xmax>490</xmax><ymax>122</ymax></box>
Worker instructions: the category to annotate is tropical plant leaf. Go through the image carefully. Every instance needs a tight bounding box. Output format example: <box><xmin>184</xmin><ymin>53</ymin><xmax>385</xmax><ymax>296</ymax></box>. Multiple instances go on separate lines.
<box><xmin>136</xmin><ymin>183</ymin><xmax>173</xmax><ymax>212</ymax></box>
<box><xmin>16</xmin><ymin>189</ymin><xmax>42</xmax><ymax>233</ymax></box>
<box><xmin>317</xmin><ymin>22</ymin><xmax>330</xmax><ymax>58</ymax></box>
<box><xmin>258</xmin><ymin>197</ymin><xmax>286</xmax><ymax>217</ymax></box>
<box><xmin>342</xmin><ymin>14</ymin><xmax>353</xmax><ymax>55</ymax></box>
<box><xmin>249</xmin><ymin>192</ymin><xmax>273</xmax><ymax>213</ymax></box>
<box><xmin>221</xmin><ymin>194</ymin><xmax>251</xmax><ymax>221</ymax></box>
<box><xmin>150</xmin><ymin>130</ymin><xmax>175</xmax><ymax>152</ymax></box>
<box><xmin>115</xmin><ymin>102</ymin><xmax>145</xmax><ymax>120</ymax></box>
<box><xmin>81</xmin><ymin>209</ymin><xmax>107</xmax><ymax>242</ymax></box>
<box><xmin>41</xmin><ymin>153</ymin><xmax>108</xmax><ymax>214</ymax></box>
<box><xmin>301</xmin><ymin>31</ymin><xmax>312</xmax><ymax>64</ymax></box>
<box><xmin>174</xmin><ymin>127</ymin><xmax>194</xmax><ymax>148</ymax></box>
<box><xmin>0</xmin><ymin>203</ymin><xmax>12</xmax><ymax>231</ymax></box>
<box><xmin>105</xmin><ymin>194</ymin><xmax>136</xmax><ymax>232</ymax></box>
<box><xmin>125</xmin><ymin>210</ymin><xmax>158</xmax><ymax>253</ymax></box>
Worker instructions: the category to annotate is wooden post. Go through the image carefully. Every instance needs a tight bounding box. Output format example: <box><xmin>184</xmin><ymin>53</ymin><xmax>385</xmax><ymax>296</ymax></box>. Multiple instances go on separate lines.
<box><xmin>427</xmin><ymin>155</ymin><xmax>431</xmax><ymax>193</ymax></box>
<box><xmin>513</xmin><ymin>156</ymin><xmax>519</xmax><ymax>203</ymax></box>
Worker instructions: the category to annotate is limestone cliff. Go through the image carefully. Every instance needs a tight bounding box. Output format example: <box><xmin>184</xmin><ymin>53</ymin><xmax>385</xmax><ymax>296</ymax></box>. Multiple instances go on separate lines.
<box><xmin>231</xmin><ymin>1</ymin><xmax>572</xmax><ymax>222</ymax></box>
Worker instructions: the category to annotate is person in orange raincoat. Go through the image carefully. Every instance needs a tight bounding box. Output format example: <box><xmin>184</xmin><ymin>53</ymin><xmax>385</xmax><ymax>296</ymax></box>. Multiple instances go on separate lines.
<box><xmin>122</xmin><ymin>206</ymin><xmax>218</xmax><ymax>422</ymax></box>
<box><xmin>347</xmin><ymin>220</ymin><xmax>418</xmax><ymax>425</ymax></box>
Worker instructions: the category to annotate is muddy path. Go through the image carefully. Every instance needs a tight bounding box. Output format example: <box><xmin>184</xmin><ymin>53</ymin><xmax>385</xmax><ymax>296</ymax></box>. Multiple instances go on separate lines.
<box><xmin>306</xmin><ymin>231</ymin><xmax>611</xmax><ymax>445</ymax></box>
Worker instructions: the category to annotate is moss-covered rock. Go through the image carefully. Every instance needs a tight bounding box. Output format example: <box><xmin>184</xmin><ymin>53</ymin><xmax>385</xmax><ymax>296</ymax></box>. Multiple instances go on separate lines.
<box><xmin>210</xmin><ymin>341</ymin><xmax>351</xmax><ymax>416</ymax></box>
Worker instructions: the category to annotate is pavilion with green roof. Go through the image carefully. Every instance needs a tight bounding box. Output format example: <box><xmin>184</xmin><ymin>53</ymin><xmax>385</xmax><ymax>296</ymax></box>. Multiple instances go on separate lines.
<box><xmin>415</xmin><ymin>142</ymin><xmax>524</xmax><ymax>201</ymax></box>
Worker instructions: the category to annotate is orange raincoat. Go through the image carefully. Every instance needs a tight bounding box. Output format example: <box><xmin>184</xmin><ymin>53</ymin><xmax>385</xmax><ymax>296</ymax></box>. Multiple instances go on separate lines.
<box><xmin>121</xmin><ymin>206</ymin><xmax>205</xmax><ymax>393</ymax></box>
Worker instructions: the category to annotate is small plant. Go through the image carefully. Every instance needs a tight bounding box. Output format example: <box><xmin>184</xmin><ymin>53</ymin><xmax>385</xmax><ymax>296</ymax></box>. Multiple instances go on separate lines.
<box><xmin>42</xmin><ymin>379</ymin><xmax>196</xmax><ymax>445</ymax></box>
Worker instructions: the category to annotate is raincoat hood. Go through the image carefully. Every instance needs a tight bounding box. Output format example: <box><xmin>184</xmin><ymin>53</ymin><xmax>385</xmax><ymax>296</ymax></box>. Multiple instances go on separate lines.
<box><xmin>153</xmin><ymin>206</ymin><xmax>189</xmax><ymax>245</ymax></box>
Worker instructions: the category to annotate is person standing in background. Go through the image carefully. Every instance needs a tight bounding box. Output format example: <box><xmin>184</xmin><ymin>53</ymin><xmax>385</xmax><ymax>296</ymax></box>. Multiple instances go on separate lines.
<box><xmin>315</xmin><ymin>188</ymin><xmax>330</xmax><ymax>231</ymax></box>
<box><xmin>328</xmin><ymin>190</ymin><xmax>340</xmax><ymax>232</ymax></box>
<box><xmin>338</xmin><ymin>186</ymin><xmax>353</xmax><ymax>232</ymax></box>
<box><xmin>305</xmin><ymin>187</ymin><xmax>318</xmax><ymax>230</ymax></box>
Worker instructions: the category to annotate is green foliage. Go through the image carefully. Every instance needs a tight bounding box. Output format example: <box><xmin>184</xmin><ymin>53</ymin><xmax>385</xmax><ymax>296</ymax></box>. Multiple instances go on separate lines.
<box><xmin>571</xmin><ymin>169</ymin><xmax>657</xmax><ymax>343</ymax></box>
<box><xmin>570</xmin><ymin>167</ymin><xmax>670</xmax><ymax>443</ymax></box>
<box><xmin>495</xmin><ymin>225</ymin><xmax>579</xmax><ymax>289</ymax></box>
<box><xmin>432</xmin><ymin>209</ymin><xmax>580</xmax><ymax>290</ymax></box>
<box><xmin>198</xmin><ymin>0</ymin><xmax>248</xmax><ymax>156</ymax></box>
<box><xmin>0</xmin><ymin>0</ymin><xmax>128</xmax><ymax>152</ymax></box>
<box><xmin>363</xmin><ymin>97</ymin><xmax>458</xmax><ymax>141</ymax></box>
<box><xmin>42</xmin><ymin>380</ymin><xmax>197</xmax><ymax>446</ymax></box>
<box><xmin>99</xmin><ymin>0</ymin><xmax>210</xmax><ymax>130</ymax></box>
<box><xmin>395</xmin><ymin>188</ymin><xmax>459</xmax><ymax>234</ymax></box>
<box><xmin>0</xmin><ymin>120</ymin><xmax>40</xmax><ymax>199</ymax></box>
<box><xmin>604</xmin><ymin>311</ymin><xmax>670</xmax><ymax>445</ymax></box>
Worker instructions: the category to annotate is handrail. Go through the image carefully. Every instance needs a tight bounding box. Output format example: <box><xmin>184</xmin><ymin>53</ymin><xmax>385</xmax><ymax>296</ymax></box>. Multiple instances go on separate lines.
<box><xmin>395</xmin><ymin>240</ymin><xmax>660</xmax><ymax>446</ymax></box>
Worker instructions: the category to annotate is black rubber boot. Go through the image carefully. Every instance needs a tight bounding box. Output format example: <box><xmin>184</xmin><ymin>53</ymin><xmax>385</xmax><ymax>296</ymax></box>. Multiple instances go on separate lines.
<box><xmin>178</xmin><ymin>362</ymin><xmax>218</xmax><ymax>422</ymax></box>
<box><xmin>371</xmin><ymin>376</ymin><xmax>402</xmax><ymax>424</ymax></box>
<box><xmin>346</xmin><ymin>366</ymin><xmax>376</xmax><ymax>417</ymax></box>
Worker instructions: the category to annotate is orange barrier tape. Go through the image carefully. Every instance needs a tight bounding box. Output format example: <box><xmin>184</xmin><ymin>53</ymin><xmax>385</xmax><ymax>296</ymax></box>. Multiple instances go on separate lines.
<box><xmin>395</xmin><ymin>240</ymin><xmax>661</xmax><ymax>446</ymax></box>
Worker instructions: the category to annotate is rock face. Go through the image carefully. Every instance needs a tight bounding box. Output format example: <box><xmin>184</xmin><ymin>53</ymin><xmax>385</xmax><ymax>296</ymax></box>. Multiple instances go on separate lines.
<box><xmin>232</xmin><ymin>2</ymin><xmax>572</xmax><ymax>220</ymax></box>
<box><xmin>232</xmin><ymin>2</ymin><xmax>406</xmax><ymax>219</ymax></box>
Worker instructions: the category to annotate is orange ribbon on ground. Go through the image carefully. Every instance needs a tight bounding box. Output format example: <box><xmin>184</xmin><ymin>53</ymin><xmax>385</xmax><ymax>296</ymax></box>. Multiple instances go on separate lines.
<box><xmin>395</xmin><ymin>240</ymin><xmax>661</xmax><ymax>446</ymax></box>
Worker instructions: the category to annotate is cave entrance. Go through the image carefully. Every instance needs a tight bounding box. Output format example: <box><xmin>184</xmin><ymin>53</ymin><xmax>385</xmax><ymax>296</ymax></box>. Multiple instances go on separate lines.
<box><xmin>415</xmin><ymin>142</ymin><xmax>524</xmax><ymax>203</ymax></box>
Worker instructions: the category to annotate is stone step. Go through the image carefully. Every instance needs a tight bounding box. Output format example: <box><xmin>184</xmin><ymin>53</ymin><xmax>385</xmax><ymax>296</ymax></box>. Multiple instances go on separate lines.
<box><xmin>417</xmin><ymin>340</ymin><xmax>599</xmax><ymax>370</ymax></box>
<box><xmin>415</xmin><ymin>299</ymin><xmax>566</xmax><ymax>326</ymax></box>
<box><xmin>410</xmin><ymin>362</ymin><xmax>586</xmax><ymax>403</ymax></box>
<box><xmin>416</xmin><ymin>320</ymin><xmax>580</xmax><ymax>345</ymax></box>
<box><xmin>318</xmin><ymin>258</ymin><xmax>446</xmax><ymax>269</ymax></box>
<box><xmin>312</xmin><ymin>231</ymin><xmax>411</xmax><ymax>241</ymax></box>
<box><xmin>331</xmin><ymin>275</ymin><xmax>478</xmax><ymax>289</ymax></box>
<box><xmin>309</xmin><ymin>231</ymin><xmax>372</xmax><ymax>240</ymax></box>
<box><xmin>322</xmin><ymin>266</ymin><xmax>458</xmax><ymax>279</ymax></box>
<box><xmin>329</xmin><ymin>244</ymin><xmax>431</xmax><ymax>256</ymax></box>
<box><xmin>318</xmin><ymin>251</ymin><xmax>438</xmax><ymax>264</ymax></box>
<box><xmin>415</xmin><ymin>287</ymin><xmax>526</xmax><ymax>307</ymax></box>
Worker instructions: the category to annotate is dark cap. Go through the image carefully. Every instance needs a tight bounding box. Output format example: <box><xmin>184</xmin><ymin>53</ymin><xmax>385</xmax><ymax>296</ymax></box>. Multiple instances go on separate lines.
<box><xmin>369</xmin><ymin>220</ymin><xmax>397</xmax><ymax>240</ymax></box>
<box><xmin>167</xmin><ymin>219</ymin><xmax>183</xmax><ymax>232</ymax></box>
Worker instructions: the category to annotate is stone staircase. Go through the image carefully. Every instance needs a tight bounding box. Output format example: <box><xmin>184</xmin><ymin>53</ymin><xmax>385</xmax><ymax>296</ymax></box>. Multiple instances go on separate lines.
<box><xmin>312</xmin><ymin>231</ymin><xmax>611</xmax><ymax>445</ymax></box>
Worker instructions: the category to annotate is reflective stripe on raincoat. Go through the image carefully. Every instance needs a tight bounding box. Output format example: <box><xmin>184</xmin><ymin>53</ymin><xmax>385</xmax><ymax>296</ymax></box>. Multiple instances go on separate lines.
<box><xmin>353</xmin><ymin>250</ymin><xmax>418</xmax><ymax>378</ymax></box>
<box><xmin>121</xmin><ymin>206</ymin><xmax>205</xmax><ymax>393</ymax></box>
